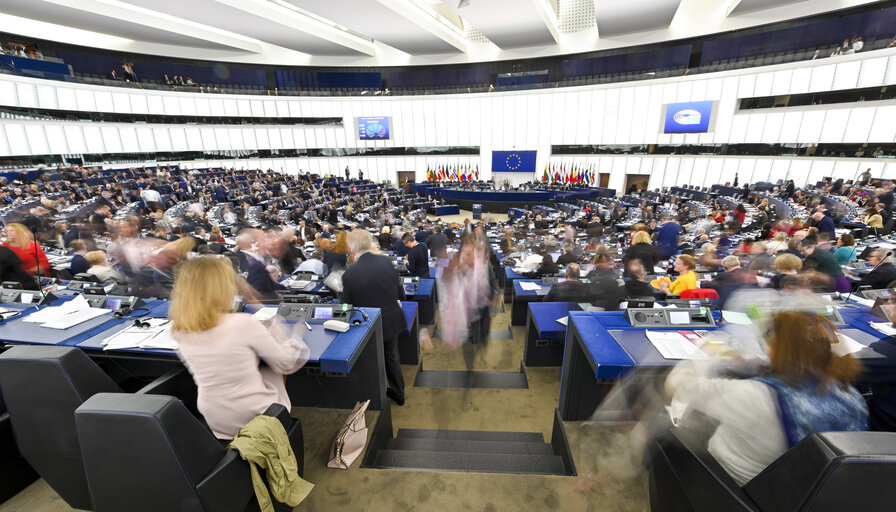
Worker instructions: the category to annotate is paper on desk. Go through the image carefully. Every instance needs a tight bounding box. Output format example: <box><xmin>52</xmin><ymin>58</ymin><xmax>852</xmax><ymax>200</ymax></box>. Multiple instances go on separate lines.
<box><xmin>252</xmin><ymin>307</ymin><xmax>279</xmax><ymax>321</ymax></box>
<box><xmin>519</xmin><ymin>281</ymin><xmax>542</xmax><ymax>291</ymax></box>
<box><xmin>556</xmin><ymin>316</ymin><xmax>568</xmax><ymax>326</ymax></box>
<box><xmin>103</xmin><ymin>318</ymin><xmax>174</xmax><ymax>351</ymax></box>
<box><xmin>832</xmin><ymin>333</ymin><xmax>882</xmax><ymax>358</ymax></box>
<box><xmin>852</xmin><ymin>297</ymin><xmax>876</xmax><ymax>307</ymax></box>
<box><xmin>21</xmin><ymin>293</ymin><xmax>90</xmax><ymax>323</ymax></box>
<box><xmin>512</xmin><ymin>267</ymin><xmax>530</xmax><ymax>274</ymax></box>
<box><xmin>722</xmin><ymin>311</ymin><xmax>753</xmax><ymax>325</ymax></box>
<box><xmin>869</xmin><ymin>322</ymin><xmax>896</xmax><ymax>336</ymax></box>
<box><xmin>42</xmin><ymin>308</ymin><xmax>111</xmax><ymax>329</ymax></box>
<box><xmin>646</xmin><ymin>330</ymin><xmax>708</xmax><ymax>360</ymax></box>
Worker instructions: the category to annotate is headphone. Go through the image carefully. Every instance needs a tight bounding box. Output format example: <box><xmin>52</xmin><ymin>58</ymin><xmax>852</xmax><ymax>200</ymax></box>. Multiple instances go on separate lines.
<box><xmin>113</xmin><ymin>307</ymin><xmax>151</xmax><ymax>319</ymax></box>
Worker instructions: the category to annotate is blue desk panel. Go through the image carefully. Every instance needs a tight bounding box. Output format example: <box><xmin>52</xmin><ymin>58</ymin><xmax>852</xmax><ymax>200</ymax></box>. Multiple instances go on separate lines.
<box><xmin>513</xmin><ymin>279</ymin><xmax>552</xmax><ymax>297</ymax></box>
<box><xmin>530</xmin><ymin>302</ymin><xmax>579</xmax><ymax>339</ymax></box>
<box><xmin>318</xmin><ymin>307</ymin><xmax>380</xmax><ymax>373</ymax></box>
<box><xmin>431</xmin><ymin>205</ymin><xmax>460</xmax><ymax>216</ymax></box>
<box><xmin>400</xmin><ymin>301</ymin><xmax>418</xmax><ymax>335</ymax></box>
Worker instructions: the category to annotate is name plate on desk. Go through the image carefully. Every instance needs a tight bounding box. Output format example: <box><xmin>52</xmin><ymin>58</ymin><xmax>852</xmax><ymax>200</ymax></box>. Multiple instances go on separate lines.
<box><xmin>625</xmin><ymin>308</ymin><xmax>716</xmax><ymax>328</ymax></box>
<box><xmin>665</xmin><ymin>298</ymin><xmax>714</xmax><ymax>308</ymax></box>
<box><xmin>861</xmin><ymin>288</ymin><xmax>896</xmax><ymax>300</ymax></box>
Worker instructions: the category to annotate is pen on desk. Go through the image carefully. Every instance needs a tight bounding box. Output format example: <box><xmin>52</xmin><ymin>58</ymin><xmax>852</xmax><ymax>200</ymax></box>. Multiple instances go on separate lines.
<box><xmin>305</xmin><ymin>321</ymin><xmax>312</xmax><ymax>330</ymax></box>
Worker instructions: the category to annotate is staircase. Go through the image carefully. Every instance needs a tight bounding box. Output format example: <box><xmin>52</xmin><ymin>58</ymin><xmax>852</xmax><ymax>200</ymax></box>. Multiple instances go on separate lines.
<box><xmin>366</xmin><ymin>411</ymin><xmax>575</xmax><ymax>476</ymax></box>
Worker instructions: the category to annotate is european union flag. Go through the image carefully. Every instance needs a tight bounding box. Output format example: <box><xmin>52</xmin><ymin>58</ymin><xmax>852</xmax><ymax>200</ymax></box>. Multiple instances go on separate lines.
<box><xmin>492</xmin><ymin>150</ymin><xmax>537</xmax><ymax>173</ymax></box>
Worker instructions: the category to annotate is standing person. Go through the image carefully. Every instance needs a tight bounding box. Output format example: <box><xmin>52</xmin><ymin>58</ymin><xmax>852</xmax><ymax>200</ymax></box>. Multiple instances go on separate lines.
<box><xmin>2</xmin><ymin>223</ymin><xmax>50</xmax><ymax>276</ymax></box>
<box><xmin>358</xmin><ymin>169</ymin><xmax>364</xmax><ymax>181</ymax></box>
<box><xmin>341</xmin><ymin>230</ymin><xmax>406</xmax><ymax>406</ymax></box>
<box><xmin>402</xmin><ymin>232</ymin><xmax>430</xmax><ymax>279</ymax></box>
<box><xmin>170</xmin><ymin>257</ymin><xmax>310</xmax><ymax>439</ymax></box>
<box><xmin>438</xmin><ymin>235</ymin><xmax>495</xmax><ymax>347</ymax></box>
<box><xmin>655</xmin><ymin>216</ymin><xmax>682</xmax><ymax>260</ymax></box>
<box><xmin>344</xmin><ymin>166</ymin><xmax>350</xmax><ymax>180</ymax></box>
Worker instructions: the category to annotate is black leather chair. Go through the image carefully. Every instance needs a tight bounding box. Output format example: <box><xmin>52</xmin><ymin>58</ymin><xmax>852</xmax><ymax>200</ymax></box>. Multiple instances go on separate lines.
<box><xmin>75</xmin><ymin>393</ymin><xmax>304</xmax><ymax>512</ymax></box>
<box><xmin>0</xmin><ymin>388</ymin><xmax>39</xmax><ymax>503</ymax></box>
<box><xmin>0</xmin><ymin>345</ymin><xmax>194</xmax><ymax>510</ymax></box>
<box><xmin>648</xmin><ymin>427</ymin><xmax>896</xmax><ymax>512</ymax></box>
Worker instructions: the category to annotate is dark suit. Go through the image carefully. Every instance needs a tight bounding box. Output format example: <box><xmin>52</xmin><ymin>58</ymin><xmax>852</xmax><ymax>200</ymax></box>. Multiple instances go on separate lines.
<box><xmin>858</xmin><ymin>262</ymin><xmax>896</xmax><ymax>291</ymax></box>
<box><xmin>543</xmin><ymin>280</ymin><xmax>593</xmax><ymax>303</ymax></box>
<box><xmin>341</xmin><ymin>252</ymin><xmax>407</xmax><ymax>401</ymax></box>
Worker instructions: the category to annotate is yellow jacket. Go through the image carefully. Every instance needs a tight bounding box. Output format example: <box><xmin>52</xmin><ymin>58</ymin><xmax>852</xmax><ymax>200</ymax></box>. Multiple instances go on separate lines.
<box><xmin>669</xmin><ymin>271</ymin><xmax>698</xmax><ymax>295</ymax></box>
<box><xmin>228</xmin><ymin>415</ymin><xmax>313</xmax><ymax>511</ymax></box>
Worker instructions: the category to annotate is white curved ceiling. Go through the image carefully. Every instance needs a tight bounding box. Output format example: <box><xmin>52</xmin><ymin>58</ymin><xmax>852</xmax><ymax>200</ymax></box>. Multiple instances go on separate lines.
<box><xmin>0</xmin><ymin>0</ymin><xmax>882</xmax><ymax>66</ymax></box>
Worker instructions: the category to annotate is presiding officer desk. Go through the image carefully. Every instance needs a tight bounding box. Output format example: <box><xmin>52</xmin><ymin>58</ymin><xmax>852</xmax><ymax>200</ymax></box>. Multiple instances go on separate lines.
<box><xmin>558</xmin><ymin>306</ymin><xmax>896</xmax><ymax>422</ymax></box>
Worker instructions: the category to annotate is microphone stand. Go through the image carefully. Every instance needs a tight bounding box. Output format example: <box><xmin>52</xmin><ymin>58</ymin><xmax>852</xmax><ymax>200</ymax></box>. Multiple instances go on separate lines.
<box><xmin>29</xmin><ymin>226</ymin><xmax>53</xmax><ymax>306</ymax></box>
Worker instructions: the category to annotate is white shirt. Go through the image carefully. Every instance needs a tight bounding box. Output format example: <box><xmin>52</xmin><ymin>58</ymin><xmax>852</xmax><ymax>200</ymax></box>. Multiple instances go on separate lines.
<box><xmin>141</xmin><ymin>188</ymin><xmax>162</xmax><ymax>203</ymax></box>
<box><xmin>667</xmin><ymin>362</ymin><xmax>787</xmax><ymax>486</ymax></box>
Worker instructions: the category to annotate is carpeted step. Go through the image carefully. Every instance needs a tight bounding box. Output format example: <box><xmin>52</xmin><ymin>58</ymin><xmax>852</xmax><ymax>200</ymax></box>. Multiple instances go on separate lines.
<box><xmin>372</xmin><ymin>448</ymin><xmax>566</xmax><ymax>475</ymax></box>
<box><xmin>395</xmin><ymin>428</ymin><xmax>544</xmax><ymax>444</ymax></box>
<box><xmin>386</xmin><ymin>437</ymin><xmax>554</xmax><ymax>456</ymax></box>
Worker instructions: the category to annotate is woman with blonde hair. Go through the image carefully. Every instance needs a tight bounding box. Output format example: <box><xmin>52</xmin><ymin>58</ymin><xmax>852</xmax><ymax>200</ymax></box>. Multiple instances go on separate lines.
<box><xmin>85</xmin><ymin>250</ymin><xmax>125</xmax><ymax>284</ymax></box>
<box><xmin>622</xmin><ymin>230</ymin><xmax>660</xmax><ymax>273</ymax></box>
<box><xmin>171</xmin><ymin>256</ymin><xmax>309</xmax><ymax>439</ymax></box>
<box><xmin>667</xmin><ymin>311</ymin><xmax>867</xmax><ymax>485</ymax></box>
<box><xmin>2</xmin><ymin>223</ymin><xmax>49</xmax><ymax>276</ymax></box>
<box><xmin>324</xmin><ymin>231</ymin><xmax>348</xmax><ymax>272</ymax></box>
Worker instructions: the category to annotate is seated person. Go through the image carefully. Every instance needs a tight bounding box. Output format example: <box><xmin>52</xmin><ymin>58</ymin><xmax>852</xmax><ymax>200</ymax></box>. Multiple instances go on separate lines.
<box><xmin>543</xmin><ymin>263</ymin><xmax>593</xmax><ymax>303</ymax></box>
<box><xmin>666</xmin><ymin>311</ymin><xmax>868</xmax><ymax>486</ymax></box>
<box><xmin>854</xmin><ymin>249</ymin><xmax>896</xmax><ymax>290</ymax></box>
<box><xmin>171</xmin><ymin>256</ymin><xmax>310</xmax><ymax>439</ymax></box>
<box><xmin>769</xmin><ymin>253</ymin><xmax>803</xmax><ymax>290</ymax></box>
<box><xmin>865</xmin><ymin>204</ymin><xmax>884</xmax><ymax>230</ymax></box>
<box><xmin>624</xmin><ymin>262</ymin><xmax>662</xmax><ymax>300</ymax></box>
<box><xmin>801</xmin><ymin>239</ymin><xmax>849</xmax><ymax>292</ymax></box>
<box><xmin>522</xmin><ymin>254</ymin><xmax>559</xmax><ymax>280</ymax></box>
<box><xmin>68</xmin><ymin>239</ymin><xmax>90</xmax><ymax>275</ymax></box>
<box><xmin>652</xmin><ymin>254</ymin><xmax>698</xmax><ymax>296</ymax></box>
<box><xmin>555</xmin><ymin>244</ymin><xmax>578</xmax><ymax>265</ymax></box>
<box><xmin>833</xmin><ymin>233</ymin><xmax>857</xmax><ymax>264</ymax></box>
<box><xmin>0</xmin><ymin>245</ymin><xmax>39</xmax><ymax>290</ymax></box>
<box><xmin>85</xmin><ymin>250</ymin><xmax>126</xmax><ymax>284</ymax></box>
<box><xmin>295</xmin><ymin>249</ymin><xmax>327</xmax><ymax>276</ymax></box>
<box><xmin>700</xmin><ymin>255</ymin><xmax>758</xmax><ymax>304</ymax></box>
<box><xmin>587</xmin><ymin>252</ymin><xmax>623</xmax><ymax>311</ymax></box>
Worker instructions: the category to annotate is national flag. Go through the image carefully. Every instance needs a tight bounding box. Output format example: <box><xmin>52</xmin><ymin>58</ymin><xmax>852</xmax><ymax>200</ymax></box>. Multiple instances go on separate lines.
<box><xmin>543</xmin><ymin>165</ymin><xmax>548</xmax><ymax>182</ymax></box>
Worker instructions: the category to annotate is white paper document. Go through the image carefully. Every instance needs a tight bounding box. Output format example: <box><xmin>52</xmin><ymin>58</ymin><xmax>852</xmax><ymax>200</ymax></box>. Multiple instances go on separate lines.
<box><xmin>556</xmin><ymin>316</ymin><xmax>568</xmax><ymax>326</ymax></box>
<box><xmin>722</xmin><ymin>311</ymin><xmax>753</xmax><ymax>325</ymax></box>
<box><xmin>870</xmin><ymin>322</ymin><xmax>896</xmax><ymax>336</ymax></box>
<box><xmin>103</xmin><ymin>318</ymin><xmax>175</xmax><ymax>351</ymax></box>
<box><xmin>646</xmin><ymin>330</ymin><xmax>708</xmax><ymax>360</ymax></box>
<box><xmin>519</xmin><ymin>281</ymin><xmax>542</xmax><ymax>291</ymax></box>
<box><xmin>21</xmin><ymin>294</ymin><xmax>113</xmax><ymax>329</ymax></box>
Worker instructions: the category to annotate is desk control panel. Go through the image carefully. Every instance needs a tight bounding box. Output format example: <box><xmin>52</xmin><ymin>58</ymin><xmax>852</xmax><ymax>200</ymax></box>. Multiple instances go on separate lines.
<box><xmin>0</xmin><ymin>289</ymin><xmax>49</xmax><ymax>305</ymax></box>
<box><xmin>277</xmin><ymin>303</ymin><xmax>352</xmax><ymax>322</ymax></box>
<box><xmin>861</xmin><ymin>288</ymin><xmax>896</xmax><ymax>301</ymax></box>
<box><xmin>83</xmin><ymin>293</ymin><xmax>145</xmax><ymax>312</ymax></box>
<box><xmin>624</xmin><ymin>307</ymin><xmax>716</xmax><ymax>328</ymax></box>
<box><xmin>665</xmin><ymin>298</ymin><xmax>714</xmax><ymax>308</ymax></box>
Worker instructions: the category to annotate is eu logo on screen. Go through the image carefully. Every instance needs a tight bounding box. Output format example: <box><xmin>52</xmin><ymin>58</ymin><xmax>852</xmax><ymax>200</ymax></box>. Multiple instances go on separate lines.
<box><xmin>357</xmin><ymin>117</ymin><xmax>390</xmax><ymax>140</ymax></box>
<box><xmin>663</xmin><ymin>101</ymin><xmax>714</xmax><ymax>133</ymax></box>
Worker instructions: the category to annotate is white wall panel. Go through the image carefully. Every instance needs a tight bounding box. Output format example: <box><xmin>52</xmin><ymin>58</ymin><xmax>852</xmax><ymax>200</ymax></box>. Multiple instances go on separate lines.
<box><xmin>75</xmin><ymin>89</ymin><xmax>96</xmax><ymax>111</ymax></box>
<box><xmin>728</xmin><ymin>114</ymin><xmax>748</xmax><ymax>144</ymax></box>
<box><xmin>736</xmin><ymin>158</ymin><xmax>756</xmax><ymax>184</ymax></box>
<box><xmin>153</xmin><ymin>127</ymin><xmax>172</xmax><ymax>151</ymax></box>
<box><xmin>64</xmin><ymin>125</ymin><xmax>87</xmax><ymax>154</ymax></box>
<box><xmin>753</xmin><ymin>72</ymin><xmax>774</xmax><ymax>97</ymax></box>
<box><xmin>769</xmin><ymin>158</ymin><xmax>791</xmax><ymax>183</ymax></box>
<box><xmin>199</xmin><ymin>128</ymin><xmax>216</xmax><ymax>151</ymax></box>
<box><xmin>185</xmin><ymin>127</ymin><xmax>203</xmax><ymax>151</ymax></box>
<box><xmin>178</xmin><ymin>96</ymin><xmax>196</xmax><ymax>116</ymax></box>
<box><xmin>858</xmin><ymin>57</ymin><xmax>888</xmax><ymax>88</ymax></box>
<box><xmin>111</xmin><ymin>92</ymin><xmax>130</xmax><ymax>114</ymax></box>
<box><xmin>788</xmin><ymin>159</ymin><xmax>812</xmax><ymax>186</ymax></box>
<box><xmin>15</xmin><ymin>83</ymin><xmax>37</xmax><ymax>108</ymax></box>
<box><xmin>832</xmin><ymin>60</ymin><xmax>860</xmax><ymax>90</ymax></box>
<box><xmin>808</xmin><ymin>64</ymin><xmax>835</xmax><ymax>92</ymax></box>
<box><xmin>236</xmin><ymin>99</ymin><xmax>251</xmax><ymax>117</ymax></box>
<box><xmin>228</xmin><ymin>128</ymin><xmax>244</xmax><ymax>150</ymax></box>
<box><xmin>118</xmin><ymin>126</ymin><xmax>139</xmax><ymax>153</ymax></box>
<box><xmin>807</xmin><ymin>160</ymin><xmax>835</xmax><ymax>185</ymax></box>
<box><xmin>617</xmin><ymin>88</ymin><xmax>634</xmax><ymax>144</ymax></box>
<box><xmin>780</xmin><ymin>111</ymin><xmax>803</xmax><ymax>142</ymax></box>
<box><xmin>575</xmin><ymin>92</ymin><xmax>592</xmax><ymax>145</ymax></box>
<box><xmin>761</xmin><ymin>112</ymin><xmax>783</xmax><ymax>143</ymax></box>
<box><xmin>770</xmin><ymin>70</ymin><xmax>792</xmax><ymax>96</ymax></box>
<box><xmin>170</xmin><ymin>127</ymin><xmax>189</xmax><ymax>152</ymax></box>
<box><xmin>146</xmin><ymin>95</ymin><xmax>164</xmax><ymax>115</ymax></box>
<box><xmin>94</xmin><ymin>91</ymin><xmax>114</xmax><ymax>112</ymax></box>
<box><xmin>0</xmin><ymin>127</ymin><xmax>10</xmax><ymax>157</ymax></box>
<box><xmin>36</xmin><ymin>86</ymin><xmax>58</xmax><ymax>110</ymax></box>
<box><xmin>737</xmin><ymin>74</ymin><xmax>755</xmax><ymax>98</ymax></box>
<box><xmin>819</xmin><ymin>109</ymin><xmax>848</xmax><ymax>142</ymax></box>
<box><xmin>24</xmin><ymin>125</ymin><xmax>48</xmax><ymax>154</ymax></box>
<box><xmin>263</xmin><ymin>100</ymin><xmax>277</xmax><ymax>118</ymax></box>
<box><xmin>82</xmin><ymin>125</ymin><xmax>104</xmax><ymax>153</ymax></box>
<box><xmin>870</xmin><ymin>105</ymin><xmax>896</xmax><ymax>142</ymax></box>
<box><xmin>842</xmin><ymin>107</ymin><xmax>875</xmax><ymax>143</ymax></box>
<box><xmin>0</xmin><ymin>81</ymin><xmax>16</xmax><ymax>106</ymax></box>
<box><xmin>45</xmin><ymin>125</ymin><xmax>68</xmax><ymax>154</ymax></box>
<box><xmin>753</xmin><ymin>159</ymin><xmax>772</xmax><ymax>184</ymax></box>
<box><xmin>56</xmin><ymin>88</ymin><xmax>77</xmax><ymax>111</ymax></box>
<box><xmin>789</xmin><ymin>68</ymin><xmax>812</xmax><ymax>95</ymax></box>
<box><xmin>797</xmin><ymin>111</ymin><xmax>825</xmax><ymax>142</ymax></box>
<box><xmin>101</xmin><ymin>126</ymin><xmax>122</xmax><ymax>153</ymax></box>
<box><xmin>162</xmin><ymin>96</ymin><xmax>180</xmax><ymax>116</ymax></box>
<box><xmin>130</xmin><ymin>94</ymin><xmax>148</xmax><ymax>114</ymax></box>
<box><xmin>886</xmin><ymin>56</ymin><xmax>896</xmax><ymax>86</ymax></box>
<box><xmin>137</xmin><ymin>126</ymin><xmax>157</xmax><ymax>152</ymax></box>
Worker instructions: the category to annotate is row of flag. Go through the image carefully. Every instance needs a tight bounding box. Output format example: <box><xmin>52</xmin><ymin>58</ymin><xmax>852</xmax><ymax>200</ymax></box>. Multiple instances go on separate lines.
<box><xmin>426</xmin><ymin>163</ymin><xmax>480</xmax><ymax>182</ymax></box>
<box><xmin>542</xmin><ymin>162</ymin><xmax>597</xmax><ymax>185</ymax></box>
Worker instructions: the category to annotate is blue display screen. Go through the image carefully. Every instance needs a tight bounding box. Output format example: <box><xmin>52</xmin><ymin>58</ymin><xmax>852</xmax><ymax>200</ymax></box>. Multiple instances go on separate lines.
<box><xmin>357</xmin><ymin>117</ymin><xmax>390</xmax><ymax>140</ymax></box>
<box><xmin>663</xmin><ymin>101</ymin><xmax>714</xmax><ymax>133</ymax></box>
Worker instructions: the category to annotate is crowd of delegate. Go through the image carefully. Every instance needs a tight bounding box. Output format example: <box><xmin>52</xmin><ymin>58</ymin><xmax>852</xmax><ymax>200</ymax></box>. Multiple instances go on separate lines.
<box><xmin>1</xmin><ymin>163</ymin><xmax>896</xmax><ymax>487</ymax></box>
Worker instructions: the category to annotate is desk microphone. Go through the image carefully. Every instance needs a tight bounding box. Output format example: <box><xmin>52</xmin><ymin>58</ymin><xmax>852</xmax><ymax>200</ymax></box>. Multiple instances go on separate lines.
<box><xmin>844</xmin><ymin>250</ymin><xmax>892</xmax><ymax>303</ymax></box>
<box><xmin>28</xmin><ymin>225</ymin><xmax>49</xmax><ymax>305</ymax></box>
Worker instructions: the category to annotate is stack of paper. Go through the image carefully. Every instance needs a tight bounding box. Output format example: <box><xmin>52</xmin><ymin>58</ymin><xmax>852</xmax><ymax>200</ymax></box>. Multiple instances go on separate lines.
<box><xmin>103</xmin><ymin>318</ymin><xmax>175</xmax><ymax>351</ymax></box>
<box><xmin>519</xmin><ymin>282</ymin><xmax>542</xmax><ymax>291</ymax></box>
<box><xmin>21</xmin><ymin>295</ymin><xmax>112</xmax><ymax>329</ymax></box>
<box><xmin>869</xmin><ymin>322</ymin><xmax>896</xmax><ymax>336</ymax></box>
<box><xmin>645</xmin><ymin>330</ymin><xmax>708</xmax><ymax>360</ymax></box>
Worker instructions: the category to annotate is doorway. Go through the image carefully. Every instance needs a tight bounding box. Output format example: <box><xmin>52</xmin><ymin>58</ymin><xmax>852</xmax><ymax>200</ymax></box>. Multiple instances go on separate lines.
<box><xmin>624</xmin><ymin>174</ymin><xmax>651</xmax><ymax>194</ymax></box>
<box><xmin>599</xmin><ymin>173</ymin><xmax>610</xmax><ymax>188</ymax></box>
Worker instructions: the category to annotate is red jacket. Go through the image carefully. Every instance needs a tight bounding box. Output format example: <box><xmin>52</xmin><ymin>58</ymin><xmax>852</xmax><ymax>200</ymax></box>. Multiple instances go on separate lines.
<box><xmin>4</xmin><ymin>242</ymin><xmax>50</xmax><ymax>276</ymax></box>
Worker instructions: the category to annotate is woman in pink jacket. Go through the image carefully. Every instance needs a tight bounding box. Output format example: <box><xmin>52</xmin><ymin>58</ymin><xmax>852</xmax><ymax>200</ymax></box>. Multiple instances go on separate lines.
<box><xmin>170</xmin><ymin>256</ymin><xmax>309</xmax><ymax>439</ymax></box>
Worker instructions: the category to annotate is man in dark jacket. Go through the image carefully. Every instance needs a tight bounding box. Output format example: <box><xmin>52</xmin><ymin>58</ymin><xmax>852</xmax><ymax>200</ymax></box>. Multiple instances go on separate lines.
<box><xmin>341</xmin><ymin>230</ymin><xmax>407</xmax><ymax>405</ymax></box>
<box><xmin>543</xmin><ymin>263</ymin><xmax>592</xmax><ymax>303</ymax></box>
<box><xmin>855</xmin><ymin>249</ymin><xmax>896</xmax><ymax>290</ymax></box>
<box><xmin>425</xmin><ymin>225</ymin><xmax>449</xmax><ymax>259</ymax></box>
<box><xmin>402</xmin><ymin>233</ymin><xmax>430</xmax><ymax>279</ymax></box>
